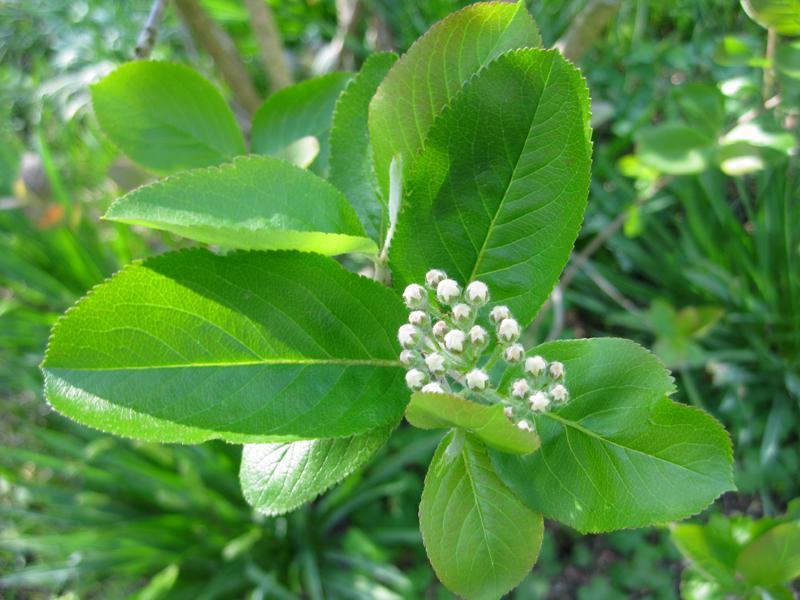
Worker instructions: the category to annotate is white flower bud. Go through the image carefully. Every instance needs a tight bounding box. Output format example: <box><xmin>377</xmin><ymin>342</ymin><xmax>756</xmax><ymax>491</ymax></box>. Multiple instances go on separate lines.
<box><xmin>551</xmin><ymin>384</ymin><xmax>568</xmax><ymax>403</ymax></box>
<box><xmin>436</xmin><ymin>279</ymin><xmax>461</xmax><ymax>304</ymax></box>
<box><xmin>504</xmin><ymin>406</ymin><xmax>514</xmax><ymax>419</ymax></box>
<box><xmin>425</xmin><ymin>269</ymin><xmax>447</xmax><ymax>287</ymax></box>
<box><xmin>489</xmin><ymin>305</ymin><xmax>510</xmax><ymax>323</ymax></box>
<box><xmin>405</xmin><ymin>368</ymin><xmax>426</xmax><ymax>390</ymax></box>
<box><xmin>511</xmin><ymin>379</ymin><xmax>530</xmax><ymax>398</ymax></box>
<box><xmin>425</xmin><ymin>353</ymin><xmax>446</xmax><ymax>374</ymax></box>
<box><xmin>432</xmin><ymin>320</ymin><xmax>448</xmax><ymax>339</ymax></box>
<box><xmin>465</xmin><ymin>281</ymin><xmax>489</xmax><ymax>305</ymax></box>
<box><xmin>421</xmin><ymin>382</ymin><xmax>445</xmax><ymax>394</ymax></box>
<box><xmin>403</xmin><ymin>284</ymin><xmax>426</xmax><ymax>308</ymax></box>
<box><xmin>399</xmin><ymin>349</ymin><xmax>417</xmax><ymax>366</ymax></box>
<box><xmin>398</xmin><ymin>324</ymin><xmax>419</xmax><ymax>348</ymax></box>
<box><xmin>529</xmin><ymin>391</ymin><xmax>550</xmax><ymax>412</ymax></box>
<box><xmin>465</xmin><ymin>369</ymin><xmax>489</xmax><ymax>391</ymax></box>
<box><xmin>498</xmin><ymin>318</ymin><xmax>521</xmax><ymax>342</ymax></box>
<box><xmin>504</xmin><ymin>343</ymin><xmax>524</xmax><ymax>363</ymax></box>
<box><xmin>452</xmin><ymin>303</ymin><xmax>471</xmax><ymax>322</ymax></box>
<box><xmin>517</xmin><ymin>420</ymin><xmax>533</xmax><ymax>432</ymax></box>
<box><xmin>468</xmin><ymin>325</ymin><xmax>488</xmax><ymax>345</ymax></box>
<box><xmin>444</xmin><ymin>329</ymin><xmax>466</xmax><ymax>353</ymax></box>
<box><xmin>549</xmin><ymin>361</ymin><xmax>565</xmax><ymax>379</ymax></box>
<box><xmin>524</xmin><ymin>355</ymin><xmax>547</xmax><ymax>376</ymax></box>
<box><xmin>408</xmin><ymin>310</ymin><xmax>427</xmax><ymax>326</ymax></box>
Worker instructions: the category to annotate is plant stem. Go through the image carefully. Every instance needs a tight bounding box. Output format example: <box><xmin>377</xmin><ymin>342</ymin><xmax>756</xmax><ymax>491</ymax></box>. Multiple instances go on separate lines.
<box><xmin>244</xmin><ymin>0</ymin><xmax>294</xmax><ymax>91</ymax></box>
<box><xmin>134</xmin><ymin>0</ymin><xmax>168</xmax><ymax>59</ymax></box>
<box><xmin>764</xmin><ymin>28</ymin><xmax>777</xmax><ymax>102</ymax></box>
<box><xmin>555</xmin><ymin>0</ymin><xmax>621</xmax><ymax>62</ymax></box>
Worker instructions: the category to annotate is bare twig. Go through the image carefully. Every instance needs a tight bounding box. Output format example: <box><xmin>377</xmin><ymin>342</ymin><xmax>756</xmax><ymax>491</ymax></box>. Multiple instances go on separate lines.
<box><xmin>555</xmin><ymin>0</ymin><xmax>621</xmax><ymax>63</ymax></box>
<box><xmin>764</xmin><ymin>28</ymin><xmax>777</xmax><ymax>102</ymax></box>
<box><xmin>135</xmin><ymin>0</ymin><xmax>168</xmax><ymax>59</ymax></box>
<box><xmin>173</xmin><ymin>0</ymin><xmax>261</xmax><ymax>115</ymax></box>
<box><xmin>244</xmin><ymin>0</ymin><xmax>293</xmax><ymax>91</ymax></box>
<box><xmin>313</xmin><ymin>0</ymin><xmax>363</xmax><ymax>73</ymax></box>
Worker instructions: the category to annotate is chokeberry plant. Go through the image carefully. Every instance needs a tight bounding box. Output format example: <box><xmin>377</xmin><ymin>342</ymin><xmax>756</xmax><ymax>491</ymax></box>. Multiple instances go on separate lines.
<box><xmin>41</xmin><ymin>3</ymin><xmax>736</xmax><ymax>598</ymax></box>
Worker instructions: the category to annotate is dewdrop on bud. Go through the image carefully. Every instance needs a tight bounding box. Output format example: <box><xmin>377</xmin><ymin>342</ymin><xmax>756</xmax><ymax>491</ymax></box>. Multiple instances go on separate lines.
<box><xmin>425</xmin><ymin>269</ymin><xmax>447</xmax><ymax>287</ymax></box>
<box><xmin>425</xmin><ymin>353</ymin><xmax>446</xmax><ymax>374</ymax></box>
<box><xmin>529</xmin><ymin>391</ymin><xmax>550</xmax><ymax>412</ymax></box>
<box><xmin>498</xmin><ymin>318</ymin><xmax>521</xmax><ymax>342</ymax></box>
<box><xmin>452</xmin><ymin>303</ymin><xmax>471</xmax><ymax>322</ymax></box>
<box><xmin>465</xmin><ymin>281</ymin><xmax>489</xmax><ymax>305</ymax></box>
<box><xmin>405</xmin><ymin>369</ymin><xmax>426</xmax><ymax>390</ymax></box>
<box><xmin>399</xmin><ymin>350</ymin><xmax>417</xmax><ymax>366</ymax></box>
<box><xmin>465</xmin><ymin>369</ymin><xmax>489</xmax><ymax>391</ymax></box>
<box><xmin>444</xmin><ymin>329</ymin><xmax>466</xmax><ymax>353</ymax></box>
<box><xmin>398</xmin><ymin>324</ymin><xmax>419</xmax><ymax>348</ymax></box>
<box><xmin>432</xmin><ymin>320</ymin><xmax>448</xmax><ymax>339</ymax></box>
<box><xmin>517</xmin><ymin>420</ymin><xmax>533</xmax><ymax>432</ymax></box>
<box><xmin>549</xmin><ymin>361</ymin><xmax>565</xmax><ymax>379</ymax></box>
<box><xmin>436</xmin><ymin>279</ymin><xmax>461</xmax><ymax>304</ymax></box>
<box><xmin>525</xmin><ymin>355</ymin><xmax>547</xmax><ymax>376</ymax></box>
<box><xmin>504</xmin><ymin>343</ymin><xmax>524</xmax><ymax>363</ymax></box>
<box><xmin>504</xmin><ymin>406</ymin><xmax>514</xmax><ymax>419</ymax></box>
<box><xmin>421</xmin><ymin>382</ymin><xmax>445</xmax><ymax>394</ymax></box>
<box><xmin>551</xmin><ymin>384</ymin><xmax>568</xmax><ymax>403</ymax></box>
<box><xmin>511</xmin><ymin>379</ymin><xmax>530</xmax><ymax>398</ymax></box>
<box><xmin>403</xmin><ymin>284</ymin><xmax>425</xmax><ymax>308</ymax></box>
<box><xmin>490</xmin><ymin>305</ymin><xmax>511</xmax><ymax>323</ymax></box>
<box><xmin>469</xmin><ymin>325</ymin><xmax>488</xmax><ymax>345</ymax></box>
<box><xmin>408</xmin><ymin>310</ymin><xmax>427</xmax><ymax>326</ymax></box>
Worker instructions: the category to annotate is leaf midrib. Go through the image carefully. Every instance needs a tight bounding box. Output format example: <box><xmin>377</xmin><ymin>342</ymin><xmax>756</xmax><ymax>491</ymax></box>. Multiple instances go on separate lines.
<box><xmin>46</xmin><ymin>357</ymin><xmax>401</xmax><ymax>371</ymax></box>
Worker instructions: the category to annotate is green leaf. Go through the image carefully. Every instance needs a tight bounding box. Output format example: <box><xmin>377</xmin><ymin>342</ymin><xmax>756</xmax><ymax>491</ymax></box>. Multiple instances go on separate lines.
<box><xmin>636</xmin><ymin>123</ymin><xmax>715</xmax><ymax>175</ymax></box>
<box><xmin>42</xmin><ymin>250</ymin><xmax>408</xmax><ymax>443</ymax></box>
<box><xmin>406</xmin><ymin>391</ymin><xmax>539</xmax><ymax>455</ymax></box>
<box><xmin>329</xmin><ymin>52</ymin><xmax>398</xmax><ymax>243</ymax></box>
<box><xmin>368</xmin><ymin>1</ymin><xmax>540</xmax><ymax>197</ymax></box>
<box><xmin>390</xmin><ymin>49</ymin><xmax>592</xmax><ymax>325</ymax></box>
<box><xmin>737</xmin><ymin>522</ymin><xmax>800</xmax><ymax>586</ymax></box>
<box><xmin>105</xmin><ymin>155</ymin><xmax>377</xmax><ymax>256</ymax></box>
<box><xmin>490</xmin><ymin>338</ymin><xmax>735</xmax><ymax>533</ymax></box>
<box><xmin>420</xmin><ymin>431</ymin><xmax>544</xmax><ymax>600</ymax></box>
<box><xmin>251</xmin><ymin>73</ymin><xmax>352</xmax><ymax>175</ymax></box>
<box><xmin>240</xmin><ymin>426</ymin><xmax>391</xmax><ymax>516</ymax></box>
<box><xmin>91</xmin><ymin>61</ymin><xmax>245</xmax><ymax>173</ymax></box>
<box><xmin>680</xmin><ymin>566</ymin><xmax>727</xmax><ymax>600</ymax></box>
<box><xmin>741</xmin><ymin>0</ymin><xmax>800</xmax><ymax>35</ymax></box>
<box><xmin>671</xmin><ymin>522</ymin><xmax>742</xmax><ymax>591</ymax></box>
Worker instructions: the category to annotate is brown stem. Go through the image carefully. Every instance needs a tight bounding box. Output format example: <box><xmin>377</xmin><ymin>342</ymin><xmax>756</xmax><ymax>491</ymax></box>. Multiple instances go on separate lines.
<box><xmin>173</xmin><ymin>0</ymin><xmax>261</xmax><ymax>115</ymax></box>
<box><xmin>243</xmin><ymin>0</ymin><xmax>293</xmax><ymax>91</ymax></box>
<box><xmin>555</xmin><ymin>0</ymin><xmax>621</xmax><ymax>62</ymax></box>
<box><xmin>764</xmin><ymin>28</ymin><xmax>777</xmax><ymax>102</ymax></box>
<box><xmin>135</xmin><ymin>0</ymin><xmax>168</xmax><ymax>59</ymax></box>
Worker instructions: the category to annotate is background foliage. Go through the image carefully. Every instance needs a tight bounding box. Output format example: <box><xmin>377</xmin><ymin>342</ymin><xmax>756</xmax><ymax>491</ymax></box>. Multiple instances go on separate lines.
<box><xmin>1</xmin><ymin>0</ymin><xmax>798</xmax><ymax>598</ymax></box>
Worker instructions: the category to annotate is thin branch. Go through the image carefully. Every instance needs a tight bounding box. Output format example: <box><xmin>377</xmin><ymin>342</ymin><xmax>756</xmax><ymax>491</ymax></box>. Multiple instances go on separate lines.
<box><xmin>764</xmin><ymin>28</ymin><xmax>778</xmax><ymax>102</ymax></box>
<box><xmin>555</xmin><ymin>0</ymin><xmax>621</xmax><ymax>63</ymax></box>
<box><xmin>244</xmin><ymin>0</ymin><xmax>293</xmax><ymax>91</ymax></box>
<box><xmin>173</xmin><ymin>0</ymin><xmax>261</xmax><ymax>115</ymax></box>
<box><xmin>135</xmin><ymin>0</ymin><xmax>168</xmax><ymax>59</ymax></box>
<box><xmin>313</xmin><ymin>0</ymin><xmax>363</xmax><ymax>73</ymax></box>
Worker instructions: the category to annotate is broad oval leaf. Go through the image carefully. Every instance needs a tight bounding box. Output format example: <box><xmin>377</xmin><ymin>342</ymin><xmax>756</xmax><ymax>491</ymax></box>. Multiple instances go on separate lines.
<box><xmin>420</xmin><ymin>431</ymin><xmax>544</xmax><ymax>600</ymax></box>
<box><xmin>42</xmin><ymin>250</ymin><xmax>408</xmax><ymax>443</ymax></box>
<box><xmin>390</xmin><ymin>49</ymin><xmax>592</xmax><ymax>325</ymax></box>
<box><xmin>406</xmin><ymin>391</ymin><xmax>538</xmax><ymax>455</ymax></box>
<box><xmin>636</xmin><ymin>123</ymin><xmax>715</xmax><ymax>175</ymax></box>
<box><xmin>741</xmin><ymin>0</ymin><xmax>800</xmax><ymax>35</ymax></box>
<box><xmin>105</xmin><ymin>155</ymin><xmax>377</xmax><ymax>256</ymax></box>
<box><xmin>490</xmin><ymin>338</ymin><xmax>735</xmax><ymax>533</ymax></box>
<box><xmin>251</xmin><ymin>72</ymin><xmax>352</xmax><ymax>175</ymax></box>
<box><xmin>368</xmin><ymin>1</ymin><xmax>540</xmax><ymax>197</ymax></box>
<box><xmin>329</xmin><ymin>52</ymin><xmax>398</xmax><ymax>243</ymax></box>
<box><xmin>240</xmin><ymin>426</ymin><xmax>391</xmax><ymax>516</ymax></box>
<box><xmin>91</xmin><ymin>61</ymin><xmax>246</xmax><ymax>173</ymax></box>
<box><xmin>671</xmin><ymin>522</ymin><xmax>743</xmax><ymax>592</ymax></box>
<box><xmin>736</xmin><ymin>521</ymin><xmax>800</xmax><ymax>587</ymax></box>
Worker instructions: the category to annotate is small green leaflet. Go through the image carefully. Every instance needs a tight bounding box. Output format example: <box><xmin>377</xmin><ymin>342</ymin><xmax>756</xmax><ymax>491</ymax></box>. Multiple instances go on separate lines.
<box><xmin>105</xmin><ymin>155</ymin><xmax>377</xmax><ymax>256</ymax></box>
<box><xmin>328</xmin><ymin>52</ymin><xmax>398</xmax><ymax>243</ymax></box>
<box><xmin>251</xmin><ymin>72</ymin><xmax>352</xmax><ymax>176</ymax></box>
<box><xmin>42</xmin><ymin>250</ymin><xmax>408</xmax><ymax>443</ymax></box>
<box><xmin>635</xmin><ymin>123</ymin><xmax>714</xmax><ymax>175</ymax></box>
<box><xmin>736</xmin><ymin>522</ymin><xmax>800</xmax><ymax>587</ymax></box>
<box><xmin>368</xmin><ymin>1</ymin><xmax>540</xmax><ymax>197</ymax></box>
<box><xmin>391</xmin><ymin>48</ymin><xmax>592</xmax><ymax>326</ymax></box>
<box><xmin>420</xmin><ymin>431</ymin><xmax>544</xmax><ymax>600</ymax></box>
<box><xmin>91</xmin><ymin>61</ymin><xmax>246</xmax><ymax>173</ymax></box>
<box><xmin>491</xmin><ymin>338</ymin><xmax>735</xmax><ymax>533</ymax></box>
<box><xmin>405</xmin><ymin>392</ymin><xmax>538</xmax><ymax>455</ymax></box>
<box><xmin>240</xmin><ymin>426</ymin><xmax>391</xmax><ymax>516</ymax></box>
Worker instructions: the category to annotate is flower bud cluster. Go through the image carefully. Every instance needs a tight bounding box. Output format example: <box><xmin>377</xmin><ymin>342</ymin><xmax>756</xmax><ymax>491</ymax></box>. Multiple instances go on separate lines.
<box><xmin>397</xmin><ymin>269</ymin><xmax>571</xmax><ymax>432</ymax></box>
